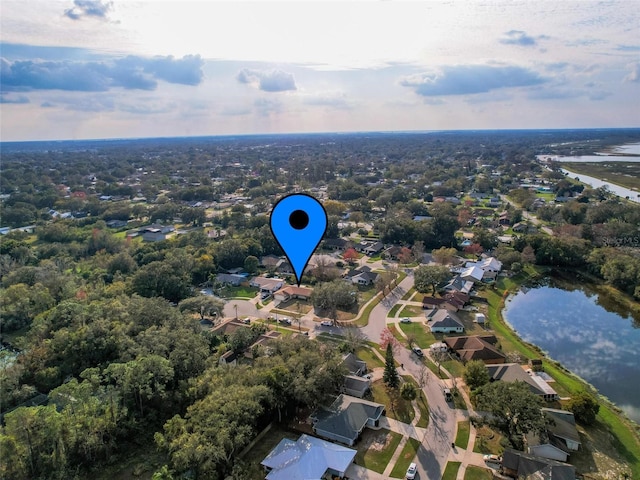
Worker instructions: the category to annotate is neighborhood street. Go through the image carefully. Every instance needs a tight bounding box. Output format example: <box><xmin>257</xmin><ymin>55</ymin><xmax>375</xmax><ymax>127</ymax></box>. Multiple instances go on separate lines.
<box><xmin>219</xmin><ymin>262</ymin><xmax>482</xmax><ymax>479</ymax></box>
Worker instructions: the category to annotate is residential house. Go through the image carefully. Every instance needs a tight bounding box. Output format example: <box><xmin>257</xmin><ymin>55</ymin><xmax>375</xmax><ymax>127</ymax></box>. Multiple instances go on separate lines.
<box><xmin>311</xmin><ymin>394</ymin><xmax>385</xmax><ymax>446</ymax></box>
<box><xmin>218</xmin><ymin>350</ymin><xmax>239</xmax><ymax>366</ymax></box>
<box><xmin>443</xmin><ymin>335</ymin><xmax>506</xmax><ymax>364</ymax></box>
<box><xmin>342</xmin><ymin>375</ymin><xmax>371</xmax><ymax>398</ymax></box>
<box><xmin>487</xmin><ymin>197</ymin><xmax>501</xmax><ymax>207</ymax></box>
<box><xmin>383</xmin><ymin>245</ymin><xmax>403</xmax><ymax>261</ymax></box>
<box><xmin>525</xmin><ymin>408</ymin><xmax>581</xmax><ymax>462</ymax></box>
<box><xmin>106</xmin><ymin>219</ymin><xmax>128</xmax><ymax>228</ymax></box>
<box><xmin>261</xmin><ymin>434</ymin><xmax>356</xmax><ymax>480</ymax></box>
<box><xmin>423</xmin><ymin>292</ymin><xmax>469</xmax><ymax>311</ymax></box>
<box><xmin>244</xmin><ymin>331</ymin><xmax>282</xmax><ymax>359</ymax></box>
<box><xmin>345</xmin><ymin>266</ymin><xmax>379</xmax><ymax>286</ymax></box>
<box><xmin>210</xmin><ymin>319</ymin><xmax>249</xmax><ymax>336</ymax></box>
<box><xmin>341</xmin><ymin>352</ymin><xmax>367</xmax><ymax>377</ymax></box>
<box><xmin>215</xmin><ymin>273</ymin><xmax>246</xmax><ymax>287</ymax></box>
<box><xmin>141</xmin><ymin>224</ymin><xmax>174</xmax><ymax>242</ymax></box>
<box><xmin>276</xmin><ymin>260</ymin><xmax>294</xmax><ymax>275</ymax></box>
<box><xmin>427</xmin><ymin>309</ymin><xmax>465</xmax><ymax>334</ymax></box>
<box><xmin>355</xmin><ymin>240</ymin><xmax>384</xmax><ymax>256</ymax></box>
<box><xmin>460</xmin><ymin>266</ymin><xmax>485</xmax><ymax>283</ymax></box>
<box><xmin>323</xmin><ymin>238</ymin><xmax>353</xmax><ymax>252</ymax></box>
<box><xmin>498</xmin><ymin>211</ymin><xmax>511</xmax><ymax>226</ymax></box>
<box><xmin>501</xmin><ymin>449</ymin><xmax>575</xmax><ymax>480</ymax></box>
<box><xmin>486</xmin><ymin>363</ymin><xmax>559</xmax><ymax>401</ymax></box>
<box><xmin>250</xmin><ymin>276</ymin><xmax>285</xmax><ymax>294</ymax></box>
<box><xmin>274</xmin><ymin>286</ymin><xmax>313</xmax><ymax>303</ymax></box>
<box><xmin>444</xmin><ymin>275</ymin><xmax>474</xmax><ymax>295</ymax></box>
<box><xmin>465</xmin><ymin>256</ymin><xmax>503</xmax><ymax>274</ymax></box>
<box><xmin>260</xmin><ymin>254</ymin><xmax>283</xmax><ymax>270</ymax></box>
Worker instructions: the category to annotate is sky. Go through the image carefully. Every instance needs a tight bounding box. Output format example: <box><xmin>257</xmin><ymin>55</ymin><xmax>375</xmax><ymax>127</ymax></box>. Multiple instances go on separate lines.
<box><xmin>1</xmin><ymin>0</ymin><xmax>639</xmax><ymax>141</ymax></box>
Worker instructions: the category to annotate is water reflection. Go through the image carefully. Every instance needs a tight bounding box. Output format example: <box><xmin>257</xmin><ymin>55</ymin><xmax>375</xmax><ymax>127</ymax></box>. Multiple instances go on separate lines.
<box><xmin>504</xmin><ymin>279</ymin><xmax>640</xmax><ymax>423</ymax></box>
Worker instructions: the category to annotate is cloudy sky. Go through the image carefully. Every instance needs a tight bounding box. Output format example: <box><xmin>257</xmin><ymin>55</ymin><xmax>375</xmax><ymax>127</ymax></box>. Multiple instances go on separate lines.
<box><xmin>1</xmin><ymin>0</ymin><xmax>639</xmax><ymax>141</ymax></box>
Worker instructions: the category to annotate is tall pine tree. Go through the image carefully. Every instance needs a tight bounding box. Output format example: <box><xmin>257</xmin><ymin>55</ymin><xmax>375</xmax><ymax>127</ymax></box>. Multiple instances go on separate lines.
<box><xmin>383</xmin><ymin>343</ymin><xmax>400</xmax><ymax>389</ymax></box>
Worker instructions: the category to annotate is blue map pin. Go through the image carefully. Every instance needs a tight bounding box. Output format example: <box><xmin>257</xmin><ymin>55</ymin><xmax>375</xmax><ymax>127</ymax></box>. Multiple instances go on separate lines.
<box><xmin>270</xmin><ymin>193</ymin><xmax>328</xmax><ymax>286</ymax></box>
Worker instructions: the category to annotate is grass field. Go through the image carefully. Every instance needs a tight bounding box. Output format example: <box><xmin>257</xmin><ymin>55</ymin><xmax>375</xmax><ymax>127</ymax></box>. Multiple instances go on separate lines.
<box><xmin>356</xmin><ymin>346</ymin><xmax>385</xmax><ymax>369</ymax></box>
<box><xmin>389</xmin><ymin>438</ymin><xmax>421</xmax><ymax>478</ymax></box>
<box><xmin>455</xmin><ymin>420</ymin><xmax>471</xmax><ymax>449</ymax></box>
<box><xmin>402</xmin><ymin>375</ymin><xmax>430</xmax><ymax>428</ymax></box>
<box><xmin>464</xmin><ymin>465</ymin><xmax>494</xmax><ymax>480</ymax></box>
<box><xmin>354</xmin><ymin>428</ymin><xmax>402</xmax><ymax>474</ymax></box>
<box><xmin>398</xmin><ymin>305</ymin><xmax>423</xmax><ymax>317</ymax></box>
<box><xmin>371</xmin><ymin>380</ymin><xmax>414</xmax><ymax>424</ymax></box>
<box><xmin>473</xmin><ymin>425</ymin><xmax>504</xmax><ymax>455</ymax></box>
<box><xmin>398</xmin><ymin>322</ymin><xmax>434</xmax><ymax>348</ymax></box>
<box><xmin>563</xmin><ymin>161</ymin><xmax>640</xmax><ymax>191</ymax></box>
<box><xmin>442</xmin><ymin>461</ymin><xmax>461</xmax><ymax>480</ymax></box>
<box><xmin>219</xmin><ymin>285</ymin><xmax>257</xmax><ymax>298</ymax></box>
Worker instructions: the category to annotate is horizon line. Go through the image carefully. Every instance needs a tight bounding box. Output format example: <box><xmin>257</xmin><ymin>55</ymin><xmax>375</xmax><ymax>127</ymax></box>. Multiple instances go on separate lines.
<box><xmin>2</xmin><ymin>126</ymin><xmax>640</xmax><ymax>145</ymax></box>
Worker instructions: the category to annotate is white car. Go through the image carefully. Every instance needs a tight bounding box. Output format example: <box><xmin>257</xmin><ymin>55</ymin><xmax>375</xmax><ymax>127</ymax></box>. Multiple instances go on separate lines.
<box><xmin>400</xmin><ymin>317</ymin><xmax>411</xmax><ymax>323</ymax></box>
<box><xmin>412</xmin><ymin>346</ymin><xmax>424</xmax><ymax>357</ymax></box>
<box><xmin>406</xmin><ymin>462</ymin><xmax>417</xmax><ymax>479</ymax></box>
<box><xmin>320</xmin><ymin>320</ymin><xmax>333</xmax><ymax>327</ymax></box>
<box><xmin>483</xmin><ymin>454</ymin><xmax>501</xmax><ymax>464</ymax></box>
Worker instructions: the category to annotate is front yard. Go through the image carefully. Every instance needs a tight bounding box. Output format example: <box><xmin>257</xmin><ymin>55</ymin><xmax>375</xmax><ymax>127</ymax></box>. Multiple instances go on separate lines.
<box><xmin>353</xmin><ymin>428</ymin><xmax>402</xmax><ymax>474</ymax></box>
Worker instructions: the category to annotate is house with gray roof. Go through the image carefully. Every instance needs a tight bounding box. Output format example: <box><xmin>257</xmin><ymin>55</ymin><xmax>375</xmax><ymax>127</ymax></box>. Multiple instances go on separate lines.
<box><xmin>342</xmin><ymin>375</ymin><xmax>371</xmax><ymax>398</ymax></box>
<box><xmin>340</xmin><ymin>352</ymin><xmax>367</xmax><ymax>376</ymax></box>
<box><xmin>525</xmin><ymin>408</ymin><xmax>581</xmax><ymax>462</ymax></box>
<box><xmin>487</xmin><ymin>363</ymin><xmax>559</xmax><ymax>401</ymax></box>
<box><xmin>427</xmin><ymin>309</ymin><xmax>465</xmax><ymax>333</ymax></box>
<box><xmin>311</xmin><ymin>394</ymin><xmax>385</xmax><ymax>446</ymax></box>
<box><xmin>261</xmin><ymin>434</ymin><xmax>356</xmax><ymax>480</ymax></box>
<box><xmin>501</xmin><ymin>449</ymin><xmax>575</xmax><ymax>480</ymax></box>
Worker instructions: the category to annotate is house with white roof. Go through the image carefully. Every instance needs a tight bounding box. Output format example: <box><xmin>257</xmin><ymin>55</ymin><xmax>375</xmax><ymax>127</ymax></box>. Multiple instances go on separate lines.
<box><xmin>261</xmin><ymin>434</ymin><xmax>356</xmax><ymax>480</ymax></box>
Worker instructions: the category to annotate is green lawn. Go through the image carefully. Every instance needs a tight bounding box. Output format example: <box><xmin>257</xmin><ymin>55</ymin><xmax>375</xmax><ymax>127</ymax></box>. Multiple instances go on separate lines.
<box><xmin>398</xmin><ymin>322</ymin><xmax>433</xmax><ymax>348</ymax></box>
<box><xmin>401</xmin><ymin>288</ymin><xmax>416</xmax><ymax>301</ymax></box>
<box><xmin>455</xmin><ymin>420</ymin><xmax>470</xmax><ymax>449</ymax></box>
<box><xmin>402</xmin><ymin>375</ymin><xmax>430</xmax><ymax>428</ymax></box>
<box><xmin>473</xmin><ymin>425</ymin><xmax>504</xmax><ymax>455</ymax></box>
<box><xmin>442</xmin><ymin>461</ymin><xmax>462</xmax><ymax>480</ymax></box>
<box><xmin>371</xmin><ymin>380</ymin><xmax>414</xmax><ymax>424</ymax></box>
<box><xmin>356</xmin><ymin>346</ymin><xmax>385</xmax><ymax>369</ymax></box>
<box><xmin>219</xmin><ymin>285</ymin><xmax>258</xmax><ymax>298</ymax></box>
<box><xmin>389</xmin><ymin>438</ymin><xmax>421</xmax><ymax>478</ymax></box>
<box><xmin>354</xmin><ymin>429</ymin><xmax>402</xmax><ymax>474</ymax></box>
<box><xmin>464</xmin><ymin>465</ymin><xmax>494</xmax><ymax>480</ymax></box>
<box><xmin>388</xmin><ymin>304</ymin><xmax>402</xmax><ymax>317</ymax></box>
<box><xmin>398</xmin><ymin>305</ymin><xmax>423</xmax><ymax>317</ymax></box>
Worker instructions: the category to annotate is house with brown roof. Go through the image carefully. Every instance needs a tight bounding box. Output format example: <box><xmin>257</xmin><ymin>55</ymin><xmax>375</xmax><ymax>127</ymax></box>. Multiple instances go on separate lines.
<box><xmin>274</xmin><ymin>285</ymin><xmax>313</xmax><ymax>302</ymax></box>
<box><xmin>443</xmin><ymin>335</ymin><xmax>506</xmax><ymax>364</ymax></box>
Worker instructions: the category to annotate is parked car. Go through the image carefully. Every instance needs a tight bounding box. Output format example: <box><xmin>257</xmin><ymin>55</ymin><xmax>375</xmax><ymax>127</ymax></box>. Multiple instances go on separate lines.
<box><xmin>400</xmin><ymin>317</ymin><xmax>411</xmax><ymax>323</ymax></box>
<box><xmin>443</xmin><ymin>388</ymin><xmax>452</xmax><ymax>402</ymax></box>
<box><xmin>278</xmin><ymin>317</ymin><xmax>292</xmax><ymax>325</ymax></box>
<box><xmin>483</xmin><ymin>454</ymin><xmax>501</xmax><ymax>464</ymax></box>
<box><xmin>406</xmin><ymin>462</ymin><xmax>417</xmax><ymax>479</ymax></box>
<box><xmin>241</xmin><ymin>317</ymin><xmax>251</xmax><ymax>324</ymax></box>
<box><xmin>320</xmin><ymin>320</ymin><xmax>333</xmax><ymax>326</ymax></box>
<box><xmin>412</xmin><ymin>346</ymin><xmax>424</xmax><ymax>357</ymax></box>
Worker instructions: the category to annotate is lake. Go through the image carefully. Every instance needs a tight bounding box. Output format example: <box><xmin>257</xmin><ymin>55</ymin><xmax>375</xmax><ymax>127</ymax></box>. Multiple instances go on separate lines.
<box><xmin>503</xmin><ymin>280</ymin><xmax>640</xmax><ymax>423</ymax></box>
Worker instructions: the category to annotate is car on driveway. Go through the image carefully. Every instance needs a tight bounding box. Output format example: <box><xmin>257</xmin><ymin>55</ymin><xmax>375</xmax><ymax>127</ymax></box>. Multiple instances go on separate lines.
<box><xmin>278</xmin><ymin>317</ymin><xmax>292</xmax><ymax>325</ymax></box>
<box><xmin>400</xmin><ymin>317</ymin><xmax>411</xmax><ymax>323</ymax></box>
<box><xmin>406</xmin><ymin>462</ymin><xmax>417</xmax><ymax>479</ymax></box>
<box><xmin>412</xmin><ymin>346</ymin><xmax>424</xmax><ymax>357</ymax></box>
<box><xmin>320</xmin><ymin>320</ymin><xmax>333</xmax><ymax>326</ymax></box>
<box><xmin>483</xmin><ymin>454</ymin><xmax>501</xmax><ymax>465</ymax></box>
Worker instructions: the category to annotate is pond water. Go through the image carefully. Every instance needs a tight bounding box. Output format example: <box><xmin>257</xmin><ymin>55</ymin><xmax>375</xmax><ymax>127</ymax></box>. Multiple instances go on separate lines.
<box><xmin>503</xmin><ymin>280</ymin><xmax>640</xmax><ymax>423</ymax></box>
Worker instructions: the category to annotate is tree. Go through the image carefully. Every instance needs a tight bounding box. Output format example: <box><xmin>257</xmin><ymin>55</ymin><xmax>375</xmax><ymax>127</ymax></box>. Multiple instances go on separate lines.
<box><xmin>310</xmin><ymin>280</ymin><xmax>357</xmax><ymax>322</ymax></box>
<box><xmin>349</xmin><ymin>211</ymin><xmax>364</xmax><ymax>227</ymax></box>
<box><xmin>383</xmin><ymin>343</ymin><xmax>400</xmax><ymax>389</ymax></box>
<box><xmin>567</xmin><ymin>391</ymin><xmax>600</xmax><ymax>425</ymax></box>
<box><xmin>462</xmin><ymin>360</ymin><xmax>490</xmax><ymax>391</ymax></box>
<box><xmin>475</xmin><ymin>381</ymin><xmax>545</xmax><ymax>449</ymax></box>
<box><xmin>178</xmin><ymin>295</ymin><xmax>224</xmax><ymax>321</ymax></box>
<box><xmin>414</xmin><ymin>265</ymin><xmax>451</xmax><ymax>295</ymax></box>
<box><xmin>412</xmin><ymin>240</ymin><xmax>425</xmax><ymax>264</ymax></box>
<box><xmin>243</xmin><ymin>255</ymin><xmax>259</xmax><ymax>274</ymax></box>
<box><xmin>432</xmin><ymin>246</ymin><xmax>457</xmax><ymax>265</ymax></box>
<box><xmin>398</xmin><ymin>247</ymin><xmax>413</xmax><ymax>265</ymax></box>
<box><xmin>400</xmin><ymin>382</ymin><xmax>417</xmax><ymax>401</ymax></box>
<box><xmin>521</xmin><ymin>245</ymin><xmax>536</xmax><ymax>264</ymax></box>
<box><xmin>343</xmin><ymin>248</ymin><xmax>359</xmax><ymax>265</ymax></box>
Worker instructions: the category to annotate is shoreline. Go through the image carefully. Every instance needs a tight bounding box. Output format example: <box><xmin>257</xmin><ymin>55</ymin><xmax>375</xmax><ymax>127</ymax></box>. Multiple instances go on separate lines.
<box><xmin>485</xmin><ymin>266</ymin><xmax>640</xmax><ymax>476</ymax></box>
